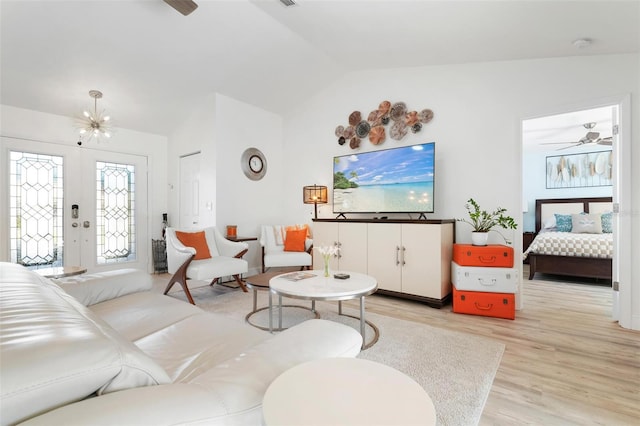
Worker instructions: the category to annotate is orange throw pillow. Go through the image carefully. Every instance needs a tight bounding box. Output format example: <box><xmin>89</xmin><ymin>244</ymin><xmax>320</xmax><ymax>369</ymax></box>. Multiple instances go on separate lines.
<box><xmin>286</xmin><ymin>224</ymin><xmax>310</xmax><ymax>238</ymax></box>
<box><xmin>283</xmin><ymin>228</ymin><xmax>307</xmax><ymax>252</ymax></box>
<box><xmin>175</xmin><ymin>231</ymin><xmax>212</xmax><ymax>260</ymax></box>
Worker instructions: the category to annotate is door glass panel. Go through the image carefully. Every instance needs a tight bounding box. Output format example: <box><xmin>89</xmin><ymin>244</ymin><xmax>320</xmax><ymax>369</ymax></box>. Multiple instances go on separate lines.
<box><xmin>96</xmin><ymin>161</ymin><xmax>136</xmax><ymax>264</ymax></box>
<box><xmin>9</xmin><ymin>151</ymin><xmax>64</xmax><ymax>267</ymax></box>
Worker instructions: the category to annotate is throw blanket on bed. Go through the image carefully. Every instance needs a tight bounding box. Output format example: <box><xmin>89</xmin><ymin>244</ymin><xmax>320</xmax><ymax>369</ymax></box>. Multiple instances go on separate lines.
<box><xmin>523</xmin><ymin>232</ymin><xmax>613</xmax><ymax>259</ymax></box>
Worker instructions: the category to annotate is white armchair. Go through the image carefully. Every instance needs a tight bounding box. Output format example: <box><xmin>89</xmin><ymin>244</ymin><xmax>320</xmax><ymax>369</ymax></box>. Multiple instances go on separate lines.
<box><xmin>164</xmin><ymin>226</ymin><xmax>249</xmax><ymax>304</ymax></box>
<box><xmin>260</xmin><ymin>225</ymin><xmax>313</xmax><ymax>273</ymax></box>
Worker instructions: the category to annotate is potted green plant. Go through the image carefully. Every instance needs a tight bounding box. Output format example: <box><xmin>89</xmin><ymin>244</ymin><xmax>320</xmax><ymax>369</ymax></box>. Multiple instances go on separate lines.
<box><xmin>458</xmin><ymin>198</ymin><xmax>517</xmax><ymax>246</ymax></box>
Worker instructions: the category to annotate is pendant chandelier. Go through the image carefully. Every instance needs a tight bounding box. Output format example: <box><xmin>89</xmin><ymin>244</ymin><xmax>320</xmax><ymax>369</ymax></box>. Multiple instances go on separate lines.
<box><xmin>77</xmin><ymin>90</ymin><xmax>113</xmax><ymax>145</ymax></box>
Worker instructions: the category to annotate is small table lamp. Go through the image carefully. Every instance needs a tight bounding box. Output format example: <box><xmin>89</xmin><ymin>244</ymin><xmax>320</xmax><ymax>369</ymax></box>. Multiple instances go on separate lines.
<box><xmin>303</xmin><ymin>185</ymin><xmax>328</xmax><ymax>219</ymax></box>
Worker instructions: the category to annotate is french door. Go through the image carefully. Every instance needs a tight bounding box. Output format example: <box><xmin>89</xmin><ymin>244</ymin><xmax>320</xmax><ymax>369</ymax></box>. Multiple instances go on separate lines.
<box><xmin>3</xmin><ymin>137</ymin><xmax>148</xmax><ymax>272</ymax></box>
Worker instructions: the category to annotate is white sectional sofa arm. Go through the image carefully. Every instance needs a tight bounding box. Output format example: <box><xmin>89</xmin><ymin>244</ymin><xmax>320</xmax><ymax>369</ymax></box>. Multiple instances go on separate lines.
<box><xmin>17</xmin><ymin>384</ymin><xmax>248</xmax><ymax>426</ymax></box>
<box><xmin>54</xmin><ymin>268</ymin><xmax>152</xmax><ymax>306</ymax></box>
<box><xmin>19</xmin><ymin>319</ymin><xmax>363</xmax><ymax>426</ymax></box>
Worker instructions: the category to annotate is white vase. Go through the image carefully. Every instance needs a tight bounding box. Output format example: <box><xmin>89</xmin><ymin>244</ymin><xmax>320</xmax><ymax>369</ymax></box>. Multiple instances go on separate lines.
<box><xmin>471</xmin><ymin>232</ymin><xmax>489</xmax><ymax>246</ymax></box>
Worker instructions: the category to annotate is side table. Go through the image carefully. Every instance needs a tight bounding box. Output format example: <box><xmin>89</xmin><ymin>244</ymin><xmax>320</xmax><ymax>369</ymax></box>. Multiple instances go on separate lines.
<box><xmin>262</xmin><ymin>358</ymin><xmax>436</xmax><ymax>425</ymax></box>
<box><xmin>225</xmin><ymin>236</ymin><xmax>257</xmax><ymax>243</ymax></box>
<box><xmin>523</xmin><ymin>232</ymin><xmax>536</xmax><ymax>264</ymax></box>
<box><xmin>244</xmin><ymin>272</ymin><xmax>318</xmax><ymax>331</ymax></box>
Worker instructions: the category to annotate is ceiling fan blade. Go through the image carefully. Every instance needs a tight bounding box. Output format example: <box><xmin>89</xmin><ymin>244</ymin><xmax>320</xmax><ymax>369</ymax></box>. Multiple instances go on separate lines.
<box><xmin>540</xmin><ymin>141</ymin><xmax>576</xmax><ymax>145</ymax></box>
<box><xmin>597</xmin><ymin>137</ymin><xmax>613</xmax><ymax>146</ymax></box>
<box><xmin>556</xmin><ymin>144</ymin><xmax>579</xmax><ymax>151</ymax></box>
<box><xmin>164</xmin><ymin>0</ymin><xmax>198</xmax><ymax>16</ymax></box>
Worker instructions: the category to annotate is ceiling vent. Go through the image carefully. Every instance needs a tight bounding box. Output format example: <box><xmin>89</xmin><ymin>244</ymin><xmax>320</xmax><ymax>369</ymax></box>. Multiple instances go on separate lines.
<box><xmin>279</xmin><ymin>0</ymin><xmax>297</xmax><ymax>7</ymax></box>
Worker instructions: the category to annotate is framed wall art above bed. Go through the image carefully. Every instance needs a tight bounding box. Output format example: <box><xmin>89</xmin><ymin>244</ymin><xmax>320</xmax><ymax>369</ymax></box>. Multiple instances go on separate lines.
<box><xmin>546</xmin><ymin>150</ymin><xmax>612</xmax><ymax>189</ymax></box>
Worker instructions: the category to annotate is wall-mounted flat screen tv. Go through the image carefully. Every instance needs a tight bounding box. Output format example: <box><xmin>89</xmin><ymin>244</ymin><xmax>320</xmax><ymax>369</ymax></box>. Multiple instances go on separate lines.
<box><xmin>333</xmin><ymin>142</ymin><xmax>435</xmax><ymax>214</ymax></box>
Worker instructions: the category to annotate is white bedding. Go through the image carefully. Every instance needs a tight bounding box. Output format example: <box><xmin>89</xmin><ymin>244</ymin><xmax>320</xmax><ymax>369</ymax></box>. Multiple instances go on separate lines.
<box><xmin>523</xmin><ymin>231</ymin><xmax>613</xmax><ymax>259</ymax></box>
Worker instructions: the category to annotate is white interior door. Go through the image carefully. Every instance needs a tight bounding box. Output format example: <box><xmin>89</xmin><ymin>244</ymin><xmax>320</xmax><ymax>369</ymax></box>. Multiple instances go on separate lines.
<box><xmin>3</xmin><ymin>137</ymin><xmax>148</xmax><ymax>272</ymax></box>
<box><xmin>179</xmin><ymin>152</ymin><xmax>201</xmax><ymax>228</ymax></box>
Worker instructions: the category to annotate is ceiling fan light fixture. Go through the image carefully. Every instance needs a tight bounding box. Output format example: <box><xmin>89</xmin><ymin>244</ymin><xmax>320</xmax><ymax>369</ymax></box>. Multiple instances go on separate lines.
<box><xmin>572</xmin><ymin>38</ymin><xmax>592</xmax><ymax>49</ymax></box>
<box><xmin>586</xmin><ymin>131</ymin><xmax>600</xmax><ymax>141</ymax></box>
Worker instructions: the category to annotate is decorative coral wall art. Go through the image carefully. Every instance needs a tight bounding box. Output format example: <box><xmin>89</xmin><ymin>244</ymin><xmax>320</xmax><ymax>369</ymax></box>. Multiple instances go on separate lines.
<box><xmin>335</xmin><ymin>100</ymin><xmax>434</xmax><ymax>149</ymax></box>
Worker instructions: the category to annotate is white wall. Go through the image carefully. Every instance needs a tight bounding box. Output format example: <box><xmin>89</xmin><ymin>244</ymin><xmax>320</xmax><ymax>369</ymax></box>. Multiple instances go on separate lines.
<box><xmin>167</xmin><ymin>93</ymin><xmax>217</xmax><ymax>229</ymax></box>
<box><xmin>280</xmin><ymin>53</ymin><xmax>639</xmax><ymax>328</ymax></box>
<box><xmin>0</xmin><ymin>104</ymin><xmax>169</xmax><ymax>271</ymax></box>
<box><xmin>215</xmin><ymin>94</ymin><xmax>284</xmax><ymax>273</ymax></box>
<box><xmin>167</xmin><ymin>93</ymin><xmax>284</xmax><ymax>274</ymax></box>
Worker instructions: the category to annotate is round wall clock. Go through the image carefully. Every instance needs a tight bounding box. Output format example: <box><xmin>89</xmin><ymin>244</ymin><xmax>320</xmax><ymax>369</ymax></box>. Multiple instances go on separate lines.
<box><xmin>241</xmin><ymin>147</ymin><xmax>267</xmax><ymax>180</ymax></box>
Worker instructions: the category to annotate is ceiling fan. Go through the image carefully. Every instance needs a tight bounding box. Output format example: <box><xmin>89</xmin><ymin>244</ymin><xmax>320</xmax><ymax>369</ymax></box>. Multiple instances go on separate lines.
<box><xmin>164</xmin><ymin>0</ymin><xmax>198</xmax><ymax>16</ymax></box>
<box><xmin>541</xmin><ymin>122</ymin><xmax>613</xmax><ymax>150</ymax></box>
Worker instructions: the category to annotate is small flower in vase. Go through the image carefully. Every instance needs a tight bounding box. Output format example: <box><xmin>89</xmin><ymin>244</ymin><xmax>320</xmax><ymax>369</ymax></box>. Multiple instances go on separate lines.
<box><xmin>315</xmin><ymin>245</ymin><xmax>340</xmax><ymax>277</ymax></box>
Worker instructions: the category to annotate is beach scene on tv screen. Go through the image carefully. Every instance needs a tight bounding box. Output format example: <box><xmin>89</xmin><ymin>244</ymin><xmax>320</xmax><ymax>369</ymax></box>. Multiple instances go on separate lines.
<box><xmin>333</xmin><ymin>143</ymin><xmax>435</xmax><ymax>213</ymax></box>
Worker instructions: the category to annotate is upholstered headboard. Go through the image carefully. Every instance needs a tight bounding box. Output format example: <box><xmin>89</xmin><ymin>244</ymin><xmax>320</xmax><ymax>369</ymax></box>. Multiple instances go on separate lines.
<box><xmin>535</xmin><ymin>197</ymin><xmax>613</xmax><ymax>233</ymax></box>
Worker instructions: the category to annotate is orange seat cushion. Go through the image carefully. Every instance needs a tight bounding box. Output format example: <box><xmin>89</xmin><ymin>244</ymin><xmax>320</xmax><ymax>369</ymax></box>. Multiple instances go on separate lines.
<box><xmin>284</xmin><ymin>228</ymin><xmax>307</xmax><ymax>252</ymax></box>
<box><xmin>175</xmin><ymin>231</ymin><xmax>212</xmax><ymax>260</ymax></box>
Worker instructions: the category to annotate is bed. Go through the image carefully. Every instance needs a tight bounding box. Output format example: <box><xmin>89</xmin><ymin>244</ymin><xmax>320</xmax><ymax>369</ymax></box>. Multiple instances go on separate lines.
<box><xmin>524</xmin><ymin>197</ymin><xmax>613</xmax><ymax>281</ymax></box>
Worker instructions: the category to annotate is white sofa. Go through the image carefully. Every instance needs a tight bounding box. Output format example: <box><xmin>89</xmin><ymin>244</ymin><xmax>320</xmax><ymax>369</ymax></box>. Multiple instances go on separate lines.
<box><xmin>0</xmin><ymin>262</ymin><xmax>362</xmax><ymax>425</ymax></box>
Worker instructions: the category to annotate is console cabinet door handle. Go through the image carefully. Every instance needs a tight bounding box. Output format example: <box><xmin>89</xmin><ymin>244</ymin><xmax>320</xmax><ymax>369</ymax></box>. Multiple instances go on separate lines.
<box><xmin>401</xmin><ymin>246</ymin><xmax>406</xmax><ymax>266</ymax></box>
<box><xmin>396</xmin><ymin>246</ymin><xmax>400</xmax><ymax>266</ymax></box>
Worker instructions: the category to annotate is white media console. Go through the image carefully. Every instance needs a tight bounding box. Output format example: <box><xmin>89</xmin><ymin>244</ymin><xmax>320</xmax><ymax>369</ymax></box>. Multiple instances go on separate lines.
<box><xmin>312</xmin><ymin>219</ymin><xmax>455</xmax><ymax>308</ymax></box>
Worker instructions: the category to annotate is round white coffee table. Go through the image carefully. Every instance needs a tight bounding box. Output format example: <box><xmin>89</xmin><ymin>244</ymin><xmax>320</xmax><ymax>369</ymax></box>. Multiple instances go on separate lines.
<box><xmin>262</xmin><ymin>357</ymin><xmax>436</xmax><ymax>426</ymax></box>
<box><xmin>268</xmin><ymin>270</ymin><xmax>378</xmax><ymax>348</ymax></box>
<box><xmin>244</xmin><ymin>271</ymin><xmax>319</xmax><ymax>331</ymax></box>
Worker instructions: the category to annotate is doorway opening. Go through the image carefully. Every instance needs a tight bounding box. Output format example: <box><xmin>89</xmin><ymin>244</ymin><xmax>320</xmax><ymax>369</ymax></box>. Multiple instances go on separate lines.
<box><xmin>521</xmin><ymin>103</ymin><xmax>618</xmax><ymax>320</ymax></box>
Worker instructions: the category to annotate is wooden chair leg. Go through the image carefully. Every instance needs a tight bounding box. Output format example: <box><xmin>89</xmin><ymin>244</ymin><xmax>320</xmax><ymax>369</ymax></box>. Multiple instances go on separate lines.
<box><xmin>209</xmin><ymin>277</ymin><xmax>219</xmax><ymax>286</ymax></box>
<box><xmin>233</xmin><ymin>274</ymin><xmax>248</xmax><ymax>292</ymax></box>
<box><xmin>164</xmin><ymin>256</ymin><xmax>196</xmax><ymax>305</ymax></box>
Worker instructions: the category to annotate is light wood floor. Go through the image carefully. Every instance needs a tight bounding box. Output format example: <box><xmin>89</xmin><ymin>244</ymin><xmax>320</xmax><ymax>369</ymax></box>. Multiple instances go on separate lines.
<box><xmin>360</xmin><ymin>269</ymin><xmax>640</xmax><ymax>425</ymax></box>
<box><xmin>155</xmin><ymin>268</ymin><xmax>639</xmax><ymax>425</ymax></box>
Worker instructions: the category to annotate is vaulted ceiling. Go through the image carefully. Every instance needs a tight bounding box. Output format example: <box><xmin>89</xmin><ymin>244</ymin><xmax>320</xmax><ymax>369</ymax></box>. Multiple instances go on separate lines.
<box><xmin>1</xmin><ymin>0</ymin><xmax>638</xmax><ymax>137</ymax></box>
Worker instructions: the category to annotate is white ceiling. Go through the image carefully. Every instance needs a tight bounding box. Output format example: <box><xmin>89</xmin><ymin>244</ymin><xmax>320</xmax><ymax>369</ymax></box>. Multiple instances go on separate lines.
<box><xmin>522</xmin><ymin>105</ymin><xmax>614</xmax><ymax>153</ymax></box>
<box><xmin>1</xmin><ymin>0</ymin><xmax>638</xmax><ymax>139</ymax></box>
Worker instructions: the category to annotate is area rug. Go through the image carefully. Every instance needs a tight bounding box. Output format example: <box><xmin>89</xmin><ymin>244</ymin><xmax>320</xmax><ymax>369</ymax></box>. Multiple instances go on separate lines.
<box><xmin>169</xmin><ymin>287</ymin><xmax>505</xmax><ymax>426</ymax></box>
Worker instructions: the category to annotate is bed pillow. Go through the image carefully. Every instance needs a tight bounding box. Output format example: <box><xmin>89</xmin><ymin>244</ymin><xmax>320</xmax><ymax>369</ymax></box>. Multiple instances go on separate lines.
<box><xmin>541</xmin><ymin>216</ymin><xmax>557</xmax><ymax>232</ymax></box>
<box><xmin>571</xmin><ymin>213</ymin><xmax>603</xmax><ymax>234</ymax></box>
<box><xmin>601</xmin><ymin>212</ymin><xmax>613</xmax><ymax>233</ymax></box>
<box><xmin>554</xmin><ymin>214</ymin><xmax>573</xmax><ymax>232</ymax></box>
<box><xmin>542</xmin><ymin>215</ymin><xmax>556</xmax><ymax>229</ymax></box>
